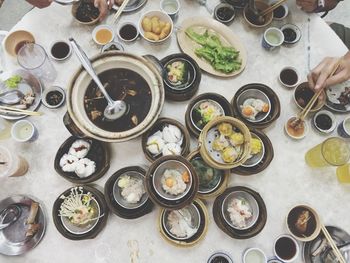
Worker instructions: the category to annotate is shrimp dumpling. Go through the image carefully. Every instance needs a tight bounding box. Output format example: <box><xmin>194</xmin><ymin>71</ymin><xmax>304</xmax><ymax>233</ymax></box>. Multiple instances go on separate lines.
<box><xmin>222</xmin><ymin>147</ymin><xmax>238</xmax><ymax>163</ymax></box>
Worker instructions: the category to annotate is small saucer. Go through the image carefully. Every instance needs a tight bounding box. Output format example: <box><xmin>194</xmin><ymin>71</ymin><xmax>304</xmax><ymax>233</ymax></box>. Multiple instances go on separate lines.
<box><xmin>281</xmin><ymin>24</ymin><xmax>301</xmax><ymax>45</ymax></box>
<box><xmin>42</xmin><ymin>86</ymin><xmax>65</xmax><ymax>109</ymax></box>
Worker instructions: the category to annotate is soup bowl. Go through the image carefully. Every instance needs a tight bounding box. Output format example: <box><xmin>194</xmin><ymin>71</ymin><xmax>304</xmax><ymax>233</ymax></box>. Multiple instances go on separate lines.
<box><xmin>66</xmin><ymin>51</ymin><xmax>164</xmax><ymax>142</ymax></box>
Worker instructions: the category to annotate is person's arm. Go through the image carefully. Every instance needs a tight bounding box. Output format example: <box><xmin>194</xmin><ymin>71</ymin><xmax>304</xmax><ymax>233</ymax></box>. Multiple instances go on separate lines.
<box><xmin>296</xmin><ymin>0</ymin><xmax>339</xmax><ymax>12</ymax></box>
<box><xmin>94</xmin><ymin>0</ymin><xmax>115</xmax><ymax>21</ymax></box>
<box><xmin>26</xmin><ymin>0</ymin><xmax>52</xmax><ymax>8</ymax></box>
<box><xmin>307</xmin><ymin>51</ymin><xmax>350</xmax><ymax>90</ymax></box>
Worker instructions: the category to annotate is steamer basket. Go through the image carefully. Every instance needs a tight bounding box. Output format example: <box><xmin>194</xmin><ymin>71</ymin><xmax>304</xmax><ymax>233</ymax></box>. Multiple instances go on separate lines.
<box><xmin>198</xmin><ymin>116</ymin><xmax>251</xmax><ymax>170</ymax></box>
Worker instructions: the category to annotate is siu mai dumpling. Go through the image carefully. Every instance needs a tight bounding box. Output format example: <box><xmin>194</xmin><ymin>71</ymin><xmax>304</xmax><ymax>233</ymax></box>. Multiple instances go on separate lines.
<box><xmin>212</xmin><ymin>135</ymin><xmax>229</xmax><ymax>151</ymax></box>
<box><xmin>218</xmin><ymin>122</ymin><xmax>233</xmax><ymax>136</ymax></box>
<box><xmin>222</xmin><ymin>147</ymin><xmax>238</xmax><ymax>163</ymax></box>
<box><xmin>229</xmin><ymin>132</ymin><xmax>244</xmax><ymax>146</ymax></box>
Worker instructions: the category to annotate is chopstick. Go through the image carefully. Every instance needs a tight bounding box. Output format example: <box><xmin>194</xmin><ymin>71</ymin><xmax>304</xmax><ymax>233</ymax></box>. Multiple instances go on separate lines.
<box><xmin>0</xmin><ymin>106</ymin><xmax>42</xmax><ymax>116</ymax></box>
<box><xmin>298</xmin><ymin>59</ymin><xmax>342</xmax><ymax>121</ymax></box>
<box><xmin>261</xmin><ymin>0</ymin><xmax>288</xmax><ymax>16</ymax></box>
<box><xmin>111</xmin><ymin>0</ymin><xmax>131</xmax><ymax>24</ymax></box>
<box><xmin>321</xmin><ymin>224</ymin><xmax>346</xmax><ymax>263</ymax></box>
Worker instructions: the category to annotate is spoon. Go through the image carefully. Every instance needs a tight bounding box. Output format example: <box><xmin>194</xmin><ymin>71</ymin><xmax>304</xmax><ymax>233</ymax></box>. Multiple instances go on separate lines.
<box><xmin>69</xmin><ymin>38</ymin><xmax>127</xmax><ymax>120</ymax></box>
<box><xmin>177</xmin><ymin>209</ymin><xmax>197</xmax><ymax>229</ymax></box>
<box><xmin>0</xmin><ymin>204</ymin><xmax>22</xmax><ymax>230</ymax></box>
<box><xmin>0</xmin><ymin>90</ymin><xmax>25</xmax><ymax>105</ymax></box>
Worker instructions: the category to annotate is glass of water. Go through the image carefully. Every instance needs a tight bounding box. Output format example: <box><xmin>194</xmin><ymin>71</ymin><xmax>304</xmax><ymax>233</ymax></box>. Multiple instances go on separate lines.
<box><xmin>17</xmin><ymin>43</ymin><xmax>56</xmax><ymax>83</ymax></box>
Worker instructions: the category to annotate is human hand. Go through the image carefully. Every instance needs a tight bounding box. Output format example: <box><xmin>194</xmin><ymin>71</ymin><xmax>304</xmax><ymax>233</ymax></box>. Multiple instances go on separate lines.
<box><xmin>308</xmin><ymin>52</ymin><xmax>350</xmax><ymax>91</ymax></box>
<box><xmin>296</xmin><ymin>0</ymin><xmax>318</xmax><ymax>12</ymax></box>
<box><xmin>26</xmin><ymin>0</ymin><xmax>53</xmax><ymax>9</ymax></box>
<box><xmin>94</xmin><ymin>0</ymin><xmax>115</xmax><ymax>21</ymax></box>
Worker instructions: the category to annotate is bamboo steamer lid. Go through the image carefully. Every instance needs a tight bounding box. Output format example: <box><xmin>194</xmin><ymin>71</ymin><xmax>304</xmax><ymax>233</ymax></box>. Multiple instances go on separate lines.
<box><xmin>198</xmin><ymin>116</ymin><xmax>251</xmax><ymax>170</ymax></box>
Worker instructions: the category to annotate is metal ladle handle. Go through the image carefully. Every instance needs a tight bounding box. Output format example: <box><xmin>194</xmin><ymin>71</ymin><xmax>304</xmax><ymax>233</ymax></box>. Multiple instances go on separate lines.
<box><xmin>0</xmin><ymin>204</ymin><xmax>21</xmax><ymax>230</ymax></box>
<box><xmin>69</xmin><ymin>38</ymin><xmax>115</xmax><ymax>106</ymax></box>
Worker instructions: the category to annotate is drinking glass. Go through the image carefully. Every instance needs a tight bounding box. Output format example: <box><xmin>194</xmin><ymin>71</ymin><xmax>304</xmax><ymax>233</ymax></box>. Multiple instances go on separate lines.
<box><xmin>336</xmin><ymin>163</ymin><xmax>350</xmax><ymax>183</ymax></box>
<box><xmin>17</xmin><ymin>43</ymin><xmax>56</xmax><ymax>83</ymax></box>
<box><xmin>0</xmin><ymin>146</ymin><xmax>28</xmax><ymax>177</ymax></box>
<box><xmin>305</xmin><ymin>137</ymin><xmax>350</xmax><ymax>167</ymax></box>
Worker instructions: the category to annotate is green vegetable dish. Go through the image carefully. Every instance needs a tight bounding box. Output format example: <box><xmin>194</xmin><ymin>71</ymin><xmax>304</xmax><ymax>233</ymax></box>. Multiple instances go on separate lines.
<box><xmin>185</xmin><ymin>28</ymin><xmax>241</xmax><ymax>74</ymax></box>
<box><xmin>4</xmin><ymin>75</ymin><xmax>22</xmax><ymax>89</ymax></box>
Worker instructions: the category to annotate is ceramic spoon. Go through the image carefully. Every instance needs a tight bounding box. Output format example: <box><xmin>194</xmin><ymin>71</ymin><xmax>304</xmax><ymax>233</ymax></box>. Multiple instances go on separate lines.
<box><xmin>0</xmin><ymin>90</ymin><xmax>25</xmax><ymax>105</ymax></box>
<box><xmin>69</xmin><ymin>38</ymin><xmax>127</xmax><ymax>120</ymax></box>
<box><xmin>0</xmin><ymin>204</ymin><xmax>22</xmax><ymax>230</ymax></box>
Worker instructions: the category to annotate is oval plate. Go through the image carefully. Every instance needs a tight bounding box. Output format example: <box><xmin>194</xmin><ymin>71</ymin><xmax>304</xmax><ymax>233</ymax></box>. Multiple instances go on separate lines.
<box><xmin>325</xmin><ymin>81</ymin><xmax>350</xmax><ymax>113</ymax></box>
<box><xmin>0</xmin><ymin>70</ymin><xmax>42</xmax><ymax>120</ymax></box>
<box><xmin>177</xmin><ymin>17</ymin><xmax>247</xmax><ymax>78</ymax></box>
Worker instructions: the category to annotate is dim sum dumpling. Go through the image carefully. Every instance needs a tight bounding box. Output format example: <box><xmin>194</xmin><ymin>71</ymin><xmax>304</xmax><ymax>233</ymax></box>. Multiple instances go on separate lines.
<box><xmin>162</xmin><ymin>143</ymin><xmax>182</xmax><ymax>156</ymax></box>
<box><xmin>162</xmin><ymin>124</ymin><xmax>183</xmax><ymax>143</ymax></box>
<box><xmin>60</xmin><ymin>154</ymin><xmax>79</xmax><ymax>172</ymax></box>
<box><xmin>212</xmin><ymin>135</ymin><xmax>229</xmax><ymax>151</ymax></box>
<box><xmin>222</xmin><ymin>147</ymin><xmax>238</xmax><ymax>163</ymax></box>
<box><xmin>68</xmin><ymin>139</ymin><xmax>91</xmax><ymax>159</ymax></box>
<box><xmin>146</xmin><ymin>133</ymin><xmax>165</xmax><ymax>156</ymax></box>
<box><xmin>218</xmin><ymin>122</ymin><xmax>233</xmax><ymax>136</ymax></box>
<box><xmin>229</xmin><ymin>132</ymin><xmax>244</xmax><ymax>146</ymax></box>
<box><xmin>75</xmin><ymin>158</ymin><xmax>96</xmax><ymax>178</ymax></box>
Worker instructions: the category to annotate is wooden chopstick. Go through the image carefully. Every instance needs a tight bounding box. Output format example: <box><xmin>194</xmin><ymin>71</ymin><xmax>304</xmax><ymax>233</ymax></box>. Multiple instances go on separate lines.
<box><xmin>111</xmin><ymin>0</ymin><xmax>131</xmax><ymax>24</ymax></box>
<box><xmin>0</xmin><ymin>106</ymin><xmax>42</xmax><ymax>116</ymax></box>
<box><xmin>261</xmin><ymin>0</ymin><xmax>288</xmax><ymax>16</ymax></box>
<box><xmin>299</xmin><ymin>59</ymin><xmax>342</xmax><ymax>120</ymax></box>
<box><xmin>321</xmin><ymin>224</ymin><xmax>346</xmax><ymax>263</ymax></box>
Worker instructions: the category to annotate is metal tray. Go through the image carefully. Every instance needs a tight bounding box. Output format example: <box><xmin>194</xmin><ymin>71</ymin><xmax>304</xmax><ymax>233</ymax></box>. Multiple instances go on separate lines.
<box><xmin>112</xmin><ymin>0</ymin><xmax>147</xmax><ymax>13</ymax></box>
<box><xmin>0</xmin><ymin>195</ymin><xmax>46</xmax><ymax>256</ymax></box>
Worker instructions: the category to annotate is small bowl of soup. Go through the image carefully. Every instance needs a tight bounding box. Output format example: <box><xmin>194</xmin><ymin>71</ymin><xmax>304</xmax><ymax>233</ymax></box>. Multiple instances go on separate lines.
<box><xmin>92</xmin><ymin>25</ymin><xmax>115</xmax><ymax>45</ymax></box>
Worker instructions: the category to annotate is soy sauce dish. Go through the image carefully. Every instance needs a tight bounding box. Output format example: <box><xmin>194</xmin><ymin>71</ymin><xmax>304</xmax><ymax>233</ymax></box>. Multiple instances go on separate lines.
<box><xmin>42</xmin><ymin>86</ymin><xmax>65</xmax><ymax>109</ymax></box>
<box><xmin>214</xmin><ymin>3</ymin><xmax>236</xmax><ymax>25</ymax></box>
<box><xmin>313</xmin><ymin>110</ymin><xmax>336</xmax><ymax>134</ymax></box>
<box><xmin>281</xmin><ymin>24</ymin><xmax>301</xmax><ymax>45</ymax></box>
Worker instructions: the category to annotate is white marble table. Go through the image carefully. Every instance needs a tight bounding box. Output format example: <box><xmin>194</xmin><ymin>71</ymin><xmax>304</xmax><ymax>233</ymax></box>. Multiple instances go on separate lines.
<box><xmin>0</xmin><ymin>0</ymin><xmax>349</xmax><ymax>262</ymax></box>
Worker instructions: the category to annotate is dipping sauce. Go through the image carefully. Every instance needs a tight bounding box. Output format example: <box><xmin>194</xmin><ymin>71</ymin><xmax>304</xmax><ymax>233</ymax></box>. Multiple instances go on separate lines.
<box><xmin>275</xmin><ymin>236</ymin><xmax>297</xmax><ymax>261</ymax></box>
<box><xmin>84</xmin><ymin>68</ymin><xmax>152</xmax><ymax>132</ymax></box>
<box><xmin>280</xmin><ymin>68</ymin><xmax>298</xmax><ymax>86</ymax></box>
<box><xmin>119</xmin><ymin>24</ymin><xmax>138</xmax><ymax>41</ymax></box>
<box><xmin>51</xmin><ymin>41</ymin><xmax>71</xmax><ymax>60</ymax></box>
<box><xmin>216</xmin><ymin>6</ymin><xmax>235</xmax><ymax>21</ymax></box>
<box><xmin>315</xmin><ymin>114</ymin><xmax>332</xmax><ymax>130</ymax></box>
<box><xmin>283</xmin><ymin>28</ymin><xmax>297</xmax><ymax>42</ymax></box>
<box><xmin>95</xmin><ymin>28</ymin><xmax>113</xmax><ymax>45</ymax></box>
<box><xmin>46</xmin><ymin>90</ymin><xmax>64</xmax><ymax>106</ymax></box>
<box><xmin>295</xmin><ymin>86</ymin><xmax>317</xmax><ymax>108</ymax></box>
<box><xmin>273</xmin><ymin>5</ymin><xmax>286</xmax><ymax>19</ymax></box>
<box><xmin>265</xmin><ymin>31</ymin><xmax>281</xmax><ymax>45</ymax></box>
<box><xmin>286</xmin><ymin>117</ymin><xmax>305</xmax><ymax>138</ymax></box>
<box><xmin>245</xmin><ymin>9</ymin><xmax>266</xmax><ymax>25</ymax></box>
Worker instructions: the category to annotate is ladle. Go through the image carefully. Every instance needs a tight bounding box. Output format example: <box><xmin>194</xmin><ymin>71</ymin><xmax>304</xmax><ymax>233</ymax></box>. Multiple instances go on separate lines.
<box><xmin>69</xmin><ymin>38</ymin><xmax>128</xmax><ymax>120</ymax></box>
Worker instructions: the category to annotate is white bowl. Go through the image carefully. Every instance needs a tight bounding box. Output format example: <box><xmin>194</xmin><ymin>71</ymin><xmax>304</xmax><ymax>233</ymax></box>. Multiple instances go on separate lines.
<box><xmin>284</xmin><ymin>116</ymin><xmax>309</xmax><ymax>140</ymax></box>
<box><xmin>313</xmin><ymin>110</ymin><xmax>337</xmax><ymax>134</ymax></box>
<box><xmin>92</xmin><ymin>25</ymin><xmax>115</xmax><ymax>45</ymax></box>
<box><xmin>272</xmin><ymin>3</ymin><xmax>288</xmax><ymax>20</ymax></box>
<box><xmin>11</xmin><ymin>120</ymin><xmax>36</xmax><ymax>142</ymax></box>
<box><xmin>138</xmin><ymin>10</ymin><xmax>173</xmax><ymax>44</ymax></box>
<box><xmin>243</xmin><ymin>248</ymin><xmax>267</xmax><ymax>263</ymax></box>
<box><xmin>278</xmin><ymin>66</ymin><xmax>300</xmax><ymax>89</ymax></box>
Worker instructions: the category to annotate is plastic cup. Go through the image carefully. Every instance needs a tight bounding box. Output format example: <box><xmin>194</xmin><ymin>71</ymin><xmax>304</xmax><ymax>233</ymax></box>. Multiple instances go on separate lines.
<box><xmin>305</xmin><ymin>137</ymin><xmax>350</xmax><ymax>167</ymax></box>
<box><xmin>17</xmin><ymin>43</ymin><xmax>56</xmax><ymax>83</ymax></box>
<box><xmin>0</xmin><ymin>146</ymin><xmax>28</xmax><ymax>177</ymax></box>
